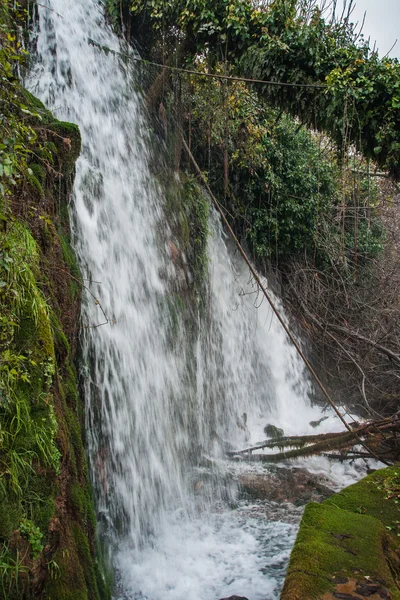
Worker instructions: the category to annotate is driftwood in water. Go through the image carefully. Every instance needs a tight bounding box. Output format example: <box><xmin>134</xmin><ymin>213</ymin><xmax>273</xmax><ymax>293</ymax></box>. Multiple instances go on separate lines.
<box><xmin>227</xmin><ymin>431</ymin><xmax>351</xmax><ymax>455</ymax></box>
<box><xmin>227</xmin><ymin>415</ymin><xmax>400</xmax><ymax>464</ymax></box>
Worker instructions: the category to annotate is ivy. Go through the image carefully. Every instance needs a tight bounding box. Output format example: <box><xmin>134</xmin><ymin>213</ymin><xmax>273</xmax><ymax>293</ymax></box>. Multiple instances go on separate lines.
<box><xmin>127</xmin><ymin>0</ymin><xmax>400</xmax><ymax>179</ymax></box>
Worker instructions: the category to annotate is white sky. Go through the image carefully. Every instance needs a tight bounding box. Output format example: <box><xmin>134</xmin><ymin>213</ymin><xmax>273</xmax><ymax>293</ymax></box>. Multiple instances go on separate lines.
<box><xmin>331</xmin><ymin>0</ymin><xmax>400</xmax><ymax>58</ymax></box>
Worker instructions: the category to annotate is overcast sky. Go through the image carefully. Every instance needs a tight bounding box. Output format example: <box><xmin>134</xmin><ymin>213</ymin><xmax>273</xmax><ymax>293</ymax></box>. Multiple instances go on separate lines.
<box><xmin>331</xmin><ymin>0</ymin><xmax>400</xmax><ymax>58</ymax></box>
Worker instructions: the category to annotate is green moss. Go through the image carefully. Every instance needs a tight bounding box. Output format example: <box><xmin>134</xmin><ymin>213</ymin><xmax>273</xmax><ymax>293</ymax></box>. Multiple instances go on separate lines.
<box><xmin>283</xmin><ymin>502</ymin><xmax>399</xmax><ymax>599</ymax></box>
<box><xmin>181</xmin><ymin>177</ymin><xmax>210</xmax><ymax>291</ymax></box>
<box><xmin>0</xmin><ymin>496</ymin><xmax>23</xmax><ymax>540</ymax></box>
<box><xmin>46</xmin><ymin>141</ymin><xmax>58</xmax><ymax>156</ymax></box>
<box><xmin>30</xmin><ymin>163</ymin><xmax>46</xmax><ymax>184</ymax></box>
<box><xmin>164</xmin><ymin>179</ymin><xmax>182</xmax><ymax>216</ymax></box>
<box><xmin>73</xmin><ymin>526</ymin><xmax>101</xmax><ymax>600</ymax></box>
<box><xmin>59</xmin><ymin>234</ymin><xmax>81</xmax><ymax>300</ymax></box>
<box><xmin>69</xmin><ymin>483</ymin><xmax>86</xmax><ymax>518</ymax></box>
<box><xmin>48</xmin><ymin>121</ymin><xmax>82</xmax><ymax>174</ymax></box>
<box><xmin>27</xmin><ymin>172</ymin><xmax>44</xmax><ymax>196</ymax></box>
<box><xmin>324</xmin><ymin>466</ymin><xmax>400</xmax><ymax>527</ymax></box>
<box><xmin>282</xmin><ymin>466</ymin><xmax>400</xmax><ymax>599</ymax></box>
<box><xmin>64</xmin><ymin>363</ymin><xmax>79</xmax><ymax>408</ymax></box>
<box><xmin>22</xmin><ymin>89</ymin><xmax>53</xmax><ymax>122</ymax></box>
<box><xmin>51</xmin><ymin>312</ymin><xmax>71</xmax><ymax>358</ymax></box>
<box><xmin>179</xmin><ymin>209</ymin><xmax>190</xmax><ymax>247</ymax></box>
<box><xmin>45</xmin><ymin>542</ymin><xmax>89</xmax><ymax>600</ymax></box>
<box><xmin>65</xmin><ymin>405</ymin><xmax>84</xmax><ymax>477</ymax></box>
<box><xmin>22</xmin><ymin>472</ymin><xmax>56</xmax><ymax>533</ymax></box>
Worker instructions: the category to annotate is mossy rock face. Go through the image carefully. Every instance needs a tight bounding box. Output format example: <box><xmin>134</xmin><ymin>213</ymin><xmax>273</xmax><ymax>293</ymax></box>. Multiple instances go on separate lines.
<box><xmin>45</xmin><ymin>541</ymin><xmax>90</xmax><ymax>600</ymax></box>
<box><xmin>281</xmin><ymin>466</ymin><xmax>400</xmax><ymax>600</ymax></box>
<box><xmin>22</xmin><ymin>89</ymin><xmax>82</xmax><ymax>175</ymax></box>
<box><xmin>324</xmin><ymin>467</ymin><xmax>400</xmax><ymax>527</ymax></box>
<box><xmin>0</xmin><ymin>496</ymin><xmax>23</xmax><ymax>540</ymax></box>
<box><xmin>48</xmin><ymin>120</ymin><xmax>82</xmax><ymax>174</ymax></box>
<box><xmin>0</xmin><ymin>84</ymin><xmax>110</xmax><ymax>599</ymax></box>
<box><xmin>22</xmin><ymin>89</ymin><xmax>53</xmax><ymax>122</ymax></box>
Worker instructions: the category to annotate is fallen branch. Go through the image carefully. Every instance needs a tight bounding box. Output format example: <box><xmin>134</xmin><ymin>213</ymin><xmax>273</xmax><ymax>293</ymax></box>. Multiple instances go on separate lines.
<box><xmin>227</xmin><ymin>431</ymin><xmax>352</xmax><ymax>455</ymax></box>
<box><xmin>227</xmin><ymin>415</ymin><xmax>400</xmax><ymax>464</ymax></box>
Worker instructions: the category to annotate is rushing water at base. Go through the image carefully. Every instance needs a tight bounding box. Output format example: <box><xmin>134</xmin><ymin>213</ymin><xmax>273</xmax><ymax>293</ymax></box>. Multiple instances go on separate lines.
<box><xmin>27</xmin><ymin>2</ymin><xmax>371</xmax><ymax>598</ymax></box>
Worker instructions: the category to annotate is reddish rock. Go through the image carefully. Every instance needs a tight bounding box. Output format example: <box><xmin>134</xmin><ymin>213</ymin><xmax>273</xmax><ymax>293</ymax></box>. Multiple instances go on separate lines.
<box><xmin>240</xmin><ymin>467</ymin><xmax>334</xmax><ymax>505</ymax></box>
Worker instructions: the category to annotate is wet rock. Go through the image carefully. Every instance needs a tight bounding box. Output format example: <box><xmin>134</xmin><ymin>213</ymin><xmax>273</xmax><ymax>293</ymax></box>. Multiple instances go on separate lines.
<box><xmin>240</xmin><ymin>467</ymin><xmax>334</xmax><ymax>505</ymax></box>
<box><xmin>168</xmin><ymin>240</ymin><xmax>180</xmax><ymax>264</ymax></box>
<box><xmin>281</xmin><ymin>469</ymin><xmax>400</xmax><ymax>600</ymax></box>
<box><xmin>323</xmin><ymin>578</ymin><xmax>392</xmax><ymax>599</ymax></box>
<box><xmin>310</xmin><ymin>415</ymin><xmax>329</xmax><ymax>428</ymax></box>
<box><xmin>166</xmin><ymin>239</ymin><xmax>192</xmax><ymax>291</ymax></box>
<box><xmin>218</xmin><ymin>596</ymin><xmax>249</xmax><ymax>600</ymax></box>
<box><xmin>263</xmin><ymin>424</ymin><xmax>284</xmax><ymax>438</ymax></box>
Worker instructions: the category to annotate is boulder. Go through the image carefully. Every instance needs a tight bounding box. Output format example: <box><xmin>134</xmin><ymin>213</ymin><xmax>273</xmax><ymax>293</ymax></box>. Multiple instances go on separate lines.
<box><xmin>240</xmin><ymin>467</ymin><xmax>334</xmax><ymax>505</ymax></box>
<box><xmin>219</xmin><ymin>596</ymin><xmax>249</xmax><ymax>600</ymax></box>
<box><xmin>264</xmin><ymin>424</ymin><xmax>284</xmax><ymax>438</ymax></box>
<box><xmin>309</xmin><ymin>416</ymin><xmax>329</xmax><ymax>428</ymax></box>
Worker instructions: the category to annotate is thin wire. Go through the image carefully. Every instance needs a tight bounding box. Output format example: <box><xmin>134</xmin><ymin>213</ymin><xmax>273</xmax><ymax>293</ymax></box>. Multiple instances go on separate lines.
<box><xmin>87</xmin><ymin>38</ymin><xmax>328</xmax><ymax>90</ymax></box>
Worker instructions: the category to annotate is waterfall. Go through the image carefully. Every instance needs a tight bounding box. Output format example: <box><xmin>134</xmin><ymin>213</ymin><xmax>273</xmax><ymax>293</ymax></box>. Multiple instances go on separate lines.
<box><xmin>27</xmin><ymin>1</ymin><xmax>366</xmax><ymax>598</ymax></box>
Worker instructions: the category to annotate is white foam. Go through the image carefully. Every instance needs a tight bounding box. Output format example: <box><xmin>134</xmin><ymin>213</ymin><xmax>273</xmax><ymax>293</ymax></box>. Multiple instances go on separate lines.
<box><xmin>115</xmin><ymin>505</ymin><xmax>298</xmax><ymax>600</ymax></box>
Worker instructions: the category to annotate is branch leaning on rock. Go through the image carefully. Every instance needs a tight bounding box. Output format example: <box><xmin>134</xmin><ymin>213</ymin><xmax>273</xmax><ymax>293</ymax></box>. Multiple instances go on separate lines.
<box><xmin>182</xmin><ymin>135</ymin><xmax>389</xmax><ymax>466</ymax></box>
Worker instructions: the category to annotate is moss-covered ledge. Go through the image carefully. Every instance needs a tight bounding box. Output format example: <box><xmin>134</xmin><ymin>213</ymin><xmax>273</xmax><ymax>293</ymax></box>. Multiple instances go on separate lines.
<box><xmin>281</xmin><ymin>466</ymin><xmax>400</xmax><ymax>600</ymax></box>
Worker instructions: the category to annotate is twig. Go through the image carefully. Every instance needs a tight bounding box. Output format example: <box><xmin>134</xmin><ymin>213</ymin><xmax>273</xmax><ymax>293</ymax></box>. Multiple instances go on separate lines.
<box><xmin>87</xmin><ymin>38</ymin><xmax>328</xmax><ymax>89</ymax></box>
<box><xmin>35</xmin><ymin>3</ymin><xmax>64</xmax><ymax>18</ymax></box>
<box><xmin>48</xmin><ymin>266</ymin><xmax>110</xmax><ymax>329</ymax></box>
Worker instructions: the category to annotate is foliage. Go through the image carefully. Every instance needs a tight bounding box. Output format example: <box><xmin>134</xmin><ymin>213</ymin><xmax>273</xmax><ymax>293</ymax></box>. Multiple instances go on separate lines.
<box><xmin>114</xmin><ymin>0</ymin><xmax>389</xmax><ymax>270</ymax></box>
<box><xmin>115</xmin><ymin>0</ymin><xmax>399</xmax><ymax>418</ymax></box>
<box><xmin>186</xmin><ymin>62</ymin><xmax>383</xmax><ymax>268</ymax></box>
<box><xmin>128</xmin><ymin>0</ymin><xmax>400</xmax><ymax>179</ymax></box>
<box><xmin>0</xmin><ymin>0</ymin><xmax>40</xmax><ymax>202</ymax></box>
<box><xmin>326</xmin><ymin>55</ymin><xmax>400</xmax><ymax>176</ymax></box>
<box><xmin>0</xmin><ymin>546</ymin><xmax>28</xmax><ymax>598</ymax></box>
<box><xmin>0</xmin><ymin>221</ymin><xmax>61</xmax><ymax>494</ymax></box>
<box><xmin>19</xmin><ymin>518</ymin><xmax>44</xmax><ymax>558</ymax></box>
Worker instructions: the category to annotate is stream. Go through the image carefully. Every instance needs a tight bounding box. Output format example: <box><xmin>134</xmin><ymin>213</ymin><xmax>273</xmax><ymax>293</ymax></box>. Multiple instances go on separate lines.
<box><xmin>27</xmin><ymin>1</ymin><xmax>372</xmax><ymax>598</ymax></box>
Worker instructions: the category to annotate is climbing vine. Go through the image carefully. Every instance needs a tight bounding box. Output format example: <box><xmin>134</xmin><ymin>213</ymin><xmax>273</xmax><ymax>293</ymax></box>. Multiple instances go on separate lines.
<box><xmin>126</xmin><ymin>0</ymin><xmax>400</xmax><ymax>178</ymax></box>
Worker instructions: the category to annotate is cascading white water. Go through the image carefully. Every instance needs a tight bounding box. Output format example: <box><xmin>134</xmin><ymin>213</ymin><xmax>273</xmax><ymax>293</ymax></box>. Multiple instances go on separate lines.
<box><xmin>27</xmin><ymin>1</ymin><xmax>369</xmax><ymax>598</ymax></box>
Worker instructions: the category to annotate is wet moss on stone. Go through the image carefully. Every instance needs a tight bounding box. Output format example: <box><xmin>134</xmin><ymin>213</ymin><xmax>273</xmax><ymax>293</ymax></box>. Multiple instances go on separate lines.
<box><xmin>324</xmin><ymin>466</ymin><xmax>400</xmax><ymax>527</ymax></box>
<box><xmin>180</xmin><ymin>177</ymin><xmax>210</xmax><ymax>292</ymax></box>
<box><xmin>281</xmin><ymin>466</ymin><xmax>400</xmax><ymax>600</ymax></box>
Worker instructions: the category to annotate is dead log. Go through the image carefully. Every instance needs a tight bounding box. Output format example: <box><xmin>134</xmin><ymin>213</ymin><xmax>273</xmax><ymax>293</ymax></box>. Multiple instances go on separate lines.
<box><xmin>227</xmin><ymin>415</ymin><xmax>400</xmax><ymax>464</ymax></box>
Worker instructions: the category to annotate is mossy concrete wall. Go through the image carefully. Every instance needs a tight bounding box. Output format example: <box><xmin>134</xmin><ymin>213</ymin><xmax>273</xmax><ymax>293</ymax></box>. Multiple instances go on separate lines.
<box><xmin>281</xmin><ymin>466</ymin><xmax>400</xmax><ymax>600</ymax></box>
<box><xmin>0</xmin><ymin>89</ymin><xmax>111</xmax><ymax>599</ymax></box>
